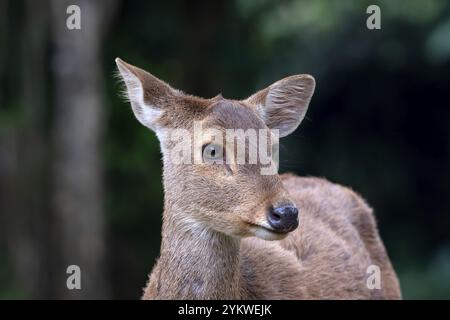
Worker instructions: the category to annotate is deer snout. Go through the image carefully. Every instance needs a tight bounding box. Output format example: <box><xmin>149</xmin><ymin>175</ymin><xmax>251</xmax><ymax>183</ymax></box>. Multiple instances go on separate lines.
<box><xmin>267</xmin><ymin>204</ymin><xmax>299</xmax><ymax>233</ymax></box>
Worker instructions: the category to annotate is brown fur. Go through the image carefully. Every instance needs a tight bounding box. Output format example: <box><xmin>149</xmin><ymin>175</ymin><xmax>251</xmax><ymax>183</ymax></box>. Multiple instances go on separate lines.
<box><xmin>115</xmin><ymin>58</ymin><xmax>401</xmax><ymax>300</ymax></box>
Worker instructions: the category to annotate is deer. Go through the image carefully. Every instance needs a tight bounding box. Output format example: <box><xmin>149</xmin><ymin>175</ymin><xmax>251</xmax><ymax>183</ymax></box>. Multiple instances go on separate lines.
<box><xmin>115</xmin><ymin>58</ymin><xmax>401</xmax><ymax>299</ymax></box>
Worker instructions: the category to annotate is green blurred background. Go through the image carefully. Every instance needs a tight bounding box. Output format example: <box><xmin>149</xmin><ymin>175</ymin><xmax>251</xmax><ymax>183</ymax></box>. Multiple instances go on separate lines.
<box><xmin>0</xmin><ymin>0</ymin><xmax>449</xmax><ymax>299</ymax></box>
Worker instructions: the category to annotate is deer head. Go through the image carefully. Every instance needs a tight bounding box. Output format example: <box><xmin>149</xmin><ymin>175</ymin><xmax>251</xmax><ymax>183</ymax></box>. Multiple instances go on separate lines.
<box><xmin>116</xmin><ymin>58</ymin><xmax>315</xmax><ymax>241</ymax></box>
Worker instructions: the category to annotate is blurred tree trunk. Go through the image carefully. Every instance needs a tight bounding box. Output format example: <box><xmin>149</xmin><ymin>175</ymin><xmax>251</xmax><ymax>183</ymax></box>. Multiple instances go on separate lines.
<box><xmin>0</xmin><ymin>0</ymin><xmax>50</xmax><ymax>298</ymax></box>
<box><xmin>50</xmin><ymin>0</ymin><xmax>117</xmax><ymax>299</ymax></box>
<box><xmin>183</xmin><ymin>0</ymin><xmax>228</xmax><ymax>96</ymax></box>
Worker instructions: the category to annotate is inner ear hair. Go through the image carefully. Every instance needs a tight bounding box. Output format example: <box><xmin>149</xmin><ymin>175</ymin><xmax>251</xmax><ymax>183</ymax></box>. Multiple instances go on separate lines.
<box><xmin>245</xmin><ymin>74</ymin><xmax>315</xmax><ymax>137</ymax></box>
<box><xmin>115</xmin><ymin>58</ymin><xmax>179</xmax><ymax>130</ymax></box>
<box><xmin>115</xmin><ymin>58</ymin><xmax>177</xmax><ymax>108</ymax></box>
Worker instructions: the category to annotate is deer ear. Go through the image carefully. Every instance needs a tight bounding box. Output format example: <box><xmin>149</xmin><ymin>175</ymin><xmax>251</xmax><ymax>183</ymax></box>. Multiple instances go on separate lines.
<box><xmin>115</xmin><ymin>58</ymin><xmax>176</xmax><ymax>131</ymax></box>
<box><xmin>245</xmin><ymin>75</ymin><xmax>315</xmax><ymax>137</ymax></box>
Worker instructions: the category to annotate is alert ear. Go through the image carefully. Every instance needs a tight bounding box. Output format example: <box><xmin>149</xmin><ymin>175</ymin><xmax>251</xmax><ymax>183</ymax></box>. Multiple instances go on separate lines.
<box><xmin>115</xmin><ymin>58</ymin><xmax>177</xmax><ymax>131</ymax></box>
<box><xmin>245</xmin><ymin>75</ymin><xmax>315</xmax><ymax>137</ymax></box>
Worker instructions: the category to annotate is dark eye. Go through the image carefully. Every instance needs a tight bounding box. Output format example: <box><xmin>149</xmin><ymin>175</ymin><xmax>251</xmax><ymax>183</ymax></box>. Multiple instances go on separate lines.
<box><xmin>202</xmin><ymin>143</ymin><xmax>224</xmax><ymax>164</ymax></box>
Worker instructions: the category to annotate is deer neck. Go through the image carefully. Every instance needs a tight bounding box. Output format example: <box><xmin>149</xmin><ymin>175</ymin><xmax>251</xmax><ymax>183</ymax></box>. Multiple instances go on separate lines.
<box><xmin>154</xmin><ymin>168</ymin><xmax>243</xmax><ymax>299</ymax></box>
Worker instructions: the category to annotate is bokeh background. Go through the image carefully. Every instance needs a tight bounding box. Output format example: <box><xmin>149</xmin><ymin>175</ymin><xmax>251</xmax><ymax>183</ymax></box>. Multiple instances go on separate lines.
<box><xmin>1</xmin><ymin>0</ymin><xmax>449</xmax><ymax>299</ymax></box>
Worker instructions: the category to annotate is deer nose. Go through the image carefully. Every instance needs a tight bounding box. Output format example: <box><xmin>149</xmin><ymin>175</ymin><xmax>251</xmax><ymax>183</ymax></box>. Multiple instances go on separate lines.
<box><xmin>267</xmin><ymin>204</ymin><xmax>299</xmax><ymax>233</ymax></box>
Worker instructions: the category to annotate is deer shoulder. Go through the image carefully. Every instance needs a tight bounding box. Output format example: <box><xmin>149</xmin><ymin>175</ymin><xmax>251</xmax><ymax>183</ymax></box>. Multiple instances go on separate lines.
<box><xmin>240</xmin><ymin>174</ymin><xmax>401</xmax><ymax>299</ymax></box>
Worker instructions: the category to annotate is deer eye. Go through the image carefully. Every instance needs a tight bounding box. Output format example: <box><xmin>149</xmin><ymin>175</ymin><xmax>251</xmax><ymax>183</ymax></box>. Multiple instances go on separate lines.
<box><xmin>202</xmin><ymin>143</ymin><xmax>224</xmax><ymax>164</ymax></box>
